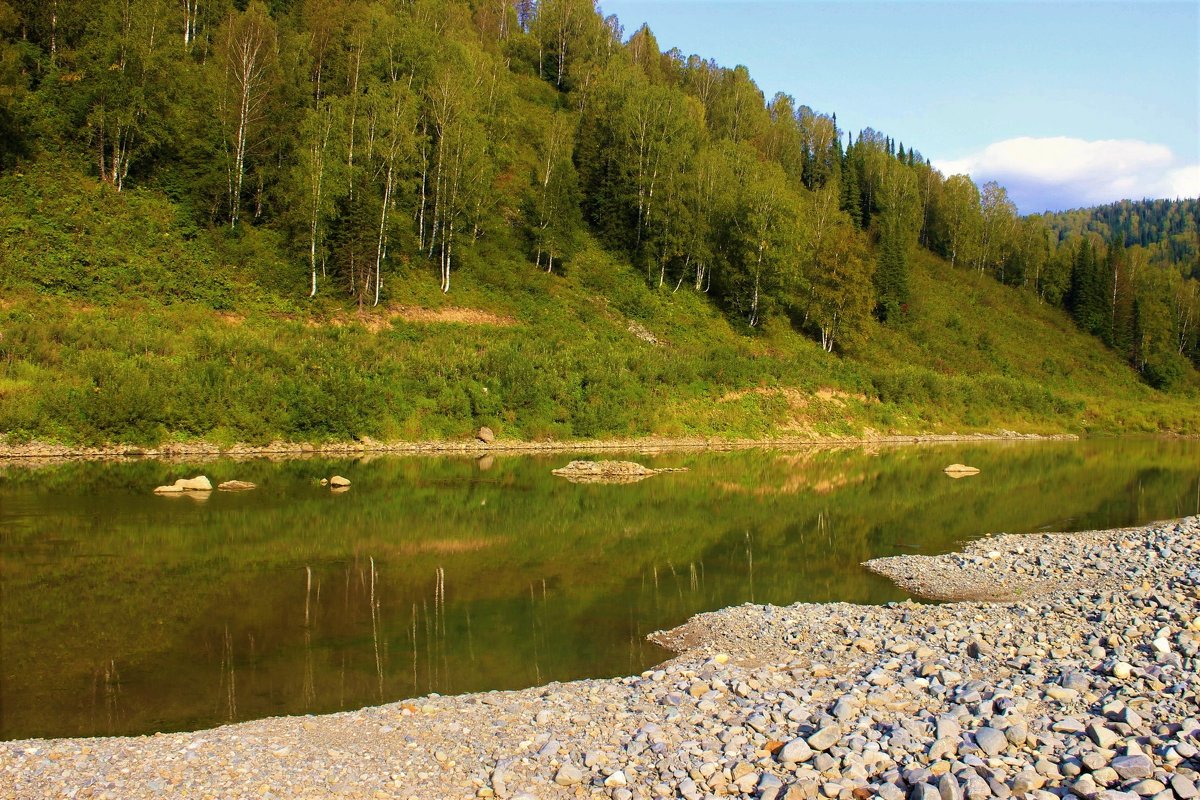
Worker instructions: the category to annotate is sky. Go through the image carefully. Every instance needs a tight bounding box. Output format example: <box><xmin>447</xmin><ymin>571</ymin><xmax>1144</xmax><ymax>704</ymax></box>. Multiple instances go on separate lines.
<box><xmin>598</xmin><ymin>0</ymin><xmax>1200</xmax><ymax>214</ymax></box>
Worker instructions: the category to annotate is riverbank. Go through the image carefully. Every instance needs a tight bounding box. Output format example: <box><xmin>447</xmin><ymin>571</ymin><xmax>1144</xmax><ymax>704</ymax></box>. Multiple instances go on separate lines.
<box><xmin>0</xmin><ymin>430</ymin><xmax>1078</xmax><ymax>464</ymax></box>
<box><xmin>1</xmin><ymin>516</ymin><xmax>1196</xmax><ymax>799</ymax></box>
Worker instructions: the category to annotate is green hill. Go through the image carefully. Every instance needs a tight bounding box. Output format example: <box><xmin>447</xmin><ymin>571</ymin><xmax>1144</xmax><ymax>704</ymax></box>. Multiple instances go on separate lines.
<box><xmin>0</xmin><ymin>162</ymin><xmax>1195</xmax><ymax>447</ymax></box>
<box><xmin>0</xmin><ymin>0</ymin><xmax>1196</xmax><ymax>447</ymax></box>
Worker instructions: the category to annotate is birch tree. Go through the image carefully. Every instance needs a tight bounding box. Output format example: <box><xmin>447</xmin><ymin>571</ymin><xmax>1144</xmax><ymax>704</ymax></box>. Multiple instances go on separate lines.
<box><xmin>526</xmin><ymin>111</ymin><xmax>580</xmax><ymax>273</ymax></box>
<box><xmin>294</xmin><ymin>98</ymin><xmax>346</xmax><ymax>297</ymax></box>
<box><xmin>935</xmin><ymin>174</ymin><xmax>981</xmax><ymax>268</ymax></box>
<box><xmin>809</xmin><ymin>221</ymin><xmax>873</xmax><ymax>353</ymax></box>
<box><xmin>217</xmin><ymin>1</ymin><xmax>277</xmax><ymax>228</ymax></box>
<box><xmin>975</xmin><ymin>181</ymin><xmax>1017</xmax><ymax>277</ymax></box>
<box><xmin>364</xmin><ymin>79</ymin><xmax>416</xmax><ymax>305</ymax></box>
<box><xmin>425</xmin><ymin>62</ymin><xmax>489</xmax><ymax>293</ymax></box>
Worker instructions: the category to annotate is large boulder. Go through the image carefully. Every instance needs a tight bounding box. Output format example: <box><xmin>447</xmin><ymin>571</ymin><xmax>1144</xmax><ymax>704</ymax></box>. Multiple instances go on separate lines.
<box><xmin>329</xmin><ymin>475</ymin><xmax>351</xmax><ymax>488</ymax></box>
<box><xmin>477</xmin><ymin>426</ymin><xmax>495</xmax><ymax>444</ymax></box>
<box><xmin>217</xmin><ymin>480</ymin><xmax>256</xmax><ymax>491</ymax></box>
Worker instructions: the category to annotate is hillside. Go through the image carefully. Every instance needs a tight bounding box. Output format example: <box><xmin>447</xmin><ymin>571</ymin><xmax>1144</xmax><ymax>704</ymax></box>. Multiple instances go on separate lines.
<box><xmin>1</xmin><ymin>162</ymin><xmax>1196</xmax><ymax>447</ymax></box>
<box><xmin>0</xmin><ymin>0</ymin><xmax>1197</xmax><ymax>447</ymax></box>
<box><xmin>1042</xmin><ymin>198</ymin><xmax>1199</xmax><ymax>275</ymax></box>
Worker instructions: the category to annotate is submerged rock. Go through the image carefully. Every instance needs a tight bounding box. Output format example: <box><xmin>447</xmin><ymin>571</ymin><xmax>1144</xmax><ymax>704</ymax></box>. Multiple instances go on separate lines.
<box><xmin>217</xmin><ymin>480</ymin><xmax>256</xmax><ymax>491</ymax></box>
<box><xmin>943</xmin><ymin>463</ymin><xmax>981</xmax><ymax>477</ymax></box>
<box><xmin>551</xmin><ymin>460</ymin><xmax>687</xmax><ymax>485</ymax></box>
<box><xmin>329</xmin><ymin>475</ymin><xmax>351</xmax><ymax>488</ymax></box>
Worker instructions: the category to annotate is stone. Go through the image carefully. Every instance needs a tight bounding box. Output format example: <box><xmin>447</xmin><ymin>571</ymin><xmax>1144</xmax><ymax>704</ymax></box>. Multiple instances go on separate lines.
<box><xmin>967</xmin><ymin>639</ymin><xmax>993</xmax><ymax>659</ymax></box>
<box><xmin>929</xmin><ymin>738</ymin><xmax>957</xmax><ymax>761</ymax></box>
<box><xmin>963</xmin><ymin>775</ymin><xmax>991</xmax><ymax>800</ymax></box>
<box><xmin>939</xmin><ymin>774</ymin><xmax>963</xmax><ymax>800</ymax></box>
<box><xmin>1111</xmin><ymin>755</ymin><xmax>1154</xmax><ymax>780</ymax></box>
<box><xmin>1044</xmin><ymin>685</ymin><xmax>1079</xmax><ymax>702</ymax></box>
<box><xmin>807</xmin><ymin>726</ymin><xmax>841</xmax><ymax>752</ymax></box>
<box><xmin>1005</xmin><ymin>723</ymin><xmax>1029</xmax><ymax>747</ymax></box>
<box><xmin>1171</xmin><ymin>775</ymin><xmax>1199</xmax><ymax>799</ymax></box>
<box><xmin>329</xmin><ymin>475</ymin><xmax>351</xmax><ymax>487</ymax></box>
<box><xmin>1010</xmin><ymin>770</ymin><xmax>1045</xmax><ymax>794</ymax></box>
<box><xmin>477</xmin><ymin>426</ymin><xmax>495</xmax><ymax>444</ymax></box>
<box><xmin>1061</xmin><ymin>672</ymin><xmax>1090</xmax><ymax>692</ymax></box>
<box><xmin>1086</xmin><ymin>723</ymin><xmax>1120</xmax><ymax>750</ymax></box>
<box><xmin>155</xmin><ymin>475</ymin><xmax>212</xmax><ymax>493</ymax></box>
<box><xmin>1111</xmin><ymin>662</ymin><xmax>1133</xmax><ymax>680</ymax></box>
<box><xmin>1070</xmin><ymin>775</ymin><xmax>1098</xmax><ymax>798</ymax></box>
<box><xmin>943</xmin><ymin>464</ymin><xmax>981</xmax><ymax>477</ymax></box>
<box><xmin>779</xmin><ymin>738</ymin><xmax>815</xmax><ymax>764</ymax></box>
<box><xmin>554</xmin><ymin>765</ymin><xmax>584</xmax><ymax>786</ymax></box>
<box><xmin>975</xmin><ymin>727</ymin><xmax>1007</xmax><ymax>756</ymax></box>
<box><xmin>1126</xmin><ymin>780</ymin><xmax>1165</xmax><ymax>796</ymax></box>
<box><xmin>551</xmin><ymin>460</ymin><xmax>684</xmax><ymax>485</ymax></box>
<box><xmin>936</xmin><ymin>717</ymin><xmax>962</xmax><ymax>742</ymax></box>
<box><xmin>603</xmin><ymin>771</ymin><xmax>627</xmax><ymax>788</ymax></box>
<box><xmin>217</xmin><ymin>480</ymin><xmax>256</xmax><ymax>491</ymax></box>
<box><xmin>758</xmin><ymin>773</ymin><xmax>784</xmax><ymax>800</ymax></box>
<box><xmin>911</xmin><ymin>785</ymin><xmax>941</xmax><ymax>800</ymax></box>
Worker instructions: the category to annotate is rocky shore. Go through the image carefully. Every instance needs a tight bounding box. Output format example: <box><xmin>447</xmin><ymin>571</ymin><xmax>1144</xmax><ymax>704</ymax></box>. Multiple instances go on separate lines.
<box><xmin>0</xmin><ymin>430</ymin><xmax>1077</xmax><ymax>465</ymax></box>
<box><xmin>2</xmin><ymin>516</ymin><xmax>1197</xmax><ymax>800</ymax></box>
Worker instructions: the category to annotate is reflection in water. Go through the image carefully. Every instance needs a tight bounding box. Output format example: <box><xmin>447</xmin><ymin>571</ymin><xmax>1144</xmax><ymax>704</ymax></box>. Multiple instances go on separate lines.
<box><xmin>1</xmin><ymin>438</ymin><xmax>1198</xmax><ymax>739</ymax></box>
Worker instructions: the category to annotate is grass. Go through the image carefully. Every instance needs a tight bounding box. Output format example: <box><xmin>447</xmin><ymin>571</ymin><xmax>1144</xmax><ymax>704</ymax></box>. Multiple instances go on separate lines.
<box><xmin>0</xmin><ymin>161</ymin><xmax>1197</xmax><ymax>447</ymax></box>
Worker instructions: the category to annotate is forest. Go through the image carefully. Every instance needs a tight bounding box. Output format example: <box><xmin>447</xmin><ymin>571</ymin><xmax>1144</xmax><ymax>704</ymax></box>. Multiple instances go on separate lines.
<box><xmin>0</xmin><ymin>0</ymin><xmax>1197</xmax><ymax>445</ymax></box>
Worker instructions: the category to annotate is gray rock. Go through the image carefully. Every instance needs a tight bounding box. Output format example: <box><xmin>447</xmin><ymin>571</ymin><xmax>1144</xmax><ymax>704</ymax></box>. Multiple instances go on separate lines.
<box><xmin>939</xmin><ymin>773</ymin><xmax>964</xmax><ymax>800</ymax></box>
<box><xmin>1011</xmin><ymin>770</ymin><xmax>1045</xmax><ymax>794</ymax></box>
<box><xmin>964</xmin><ymin>774</ymin><xmax>992</xmax><ymax>800</ymax></box>
<box><xmin>1086</xmin><ymin>723</ymin><xmax>1120</xmax><ymax>750</ymax></box>
<box><xmin>975</xmin><ymin>727</ymin><xmax>1007</xmax><ymax>756</ymax></box>
<box><xmin>1126</xmin><ymin>780</ymin><xmax>1165</xmax><ymax>796</ymax></box>
<box><xmin>554</xmin><ymin>764</ymin><xmax>584</xmax><ymax>785</ymax></box>
<box><xmin>1111</xmin><ymin>755</ymin><xmax>1154</xmax><ymax>780</ymax></box>
<box><xmin>1171</xmin><ymin>775</ymin><xmax>1199</xmax><ymax>800</ymax></box>
<box><xmin>807</xmin><ymin>725</ymin><xmax>841</xmax><ymax>752</ymax></box>
<box><xmin>1005</xmin><ymin>723</ymin><xmax>1029</xmax><ymax>747</ymax></box>
<box><xmin>779</xmin><ymin>738</ymin><xmax>815</xmax><ymax>763</ymax></box>
<box><xmin>937</xmin><ymin>716</ymin><xmax>962</xmax><ymax>741</ymax></box>
<box><xmin>758</xmin><ymin>773</ymin><xmax>784</xmax><ymax>800</ymax></box>
<box><xmin>912</xmin><ymin>784</ymin><xmax>942</xmax><ymax>800</ymax></box>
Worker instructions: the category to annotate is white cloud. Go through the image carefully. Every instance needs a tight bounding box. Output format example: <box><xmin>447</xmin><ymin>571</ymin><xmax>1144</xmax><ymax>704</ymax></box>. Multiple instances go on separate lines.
<box><xmin>933</xmin><ymin>137</ymin><xmax>1200</xmax><ymax>213</ymax></box>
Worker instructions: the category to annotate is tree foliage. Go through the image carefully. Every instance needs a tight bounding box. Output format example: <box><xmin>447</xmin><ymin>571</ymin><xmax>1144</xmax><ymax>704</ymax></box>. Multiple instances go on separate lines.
<box><xmin>0</xmin><ymin>0</ymin><xmax>1194</xmax><ymax>376</ymax></box>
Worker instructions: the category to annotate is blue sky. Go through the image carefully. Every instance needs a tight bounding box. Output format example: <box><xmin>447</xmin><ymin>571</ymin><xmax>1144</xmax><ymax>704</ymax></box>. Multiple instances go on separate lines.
<box><xmin>599</xmin><ymin>0</ymin><xmax>1200</xmax><ymax>213</ymax></box>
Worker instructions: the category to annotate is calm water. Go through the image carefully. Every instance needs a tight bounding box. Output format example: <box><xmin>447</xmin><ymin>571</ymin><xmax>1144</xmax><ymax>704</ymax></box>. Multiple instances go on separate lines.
<box><xmin>1</xmin><ymin>438</ymin><xmax>1197</xmax><ymax>740</ymax></box>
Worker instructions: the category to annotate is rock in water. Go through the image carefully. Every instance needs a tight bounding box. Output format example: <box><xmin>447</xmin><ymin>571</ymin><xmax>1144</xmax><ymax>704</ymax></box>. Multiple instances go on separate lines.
<box><xmin>217</xmin><ymin>480</ymin><xmax>256</xmax><ymax>491</ymax></box>
<box><xmin>329</xmin><ymin>475</ymin><xmax>351</xmax><ymax>488</ymax></box>
<box><xmin>477</xmin><ymin>426</ymin><xmax>495</xmax><ymax>444</ymax></box>
<box><xmin>155</xmin><ymin>475</ymin><xmax>212</xmax><ymax>493</ymax></box>
<box><xmin>943</xmin><ymin>464</ymin><xmax>981</xmax><ymax>478</ymax></box>
<box><xmin>551</xmin><ymin>460</ymin><xmax>687</xmax><ymax>485</ymax></box>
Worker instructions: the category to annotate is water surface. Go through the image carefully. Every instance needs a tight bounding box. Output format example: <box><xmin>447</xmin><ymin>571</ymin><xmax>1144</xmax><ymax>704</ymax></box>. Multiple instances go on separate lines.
<box><xmin>1</xmin><ymin>438</ymin><xmax>1197</xmax><ymax>739</ymax></box>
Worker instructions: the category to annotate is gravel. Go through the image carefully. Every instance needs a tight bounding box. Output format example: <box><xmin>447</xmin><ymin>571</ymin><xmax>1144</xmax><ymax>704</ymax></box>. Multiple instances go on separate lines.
<box><xmin>2</xmin><ymin>515</ymin><xmax>1197</xmax><ymax>800</ymax></box>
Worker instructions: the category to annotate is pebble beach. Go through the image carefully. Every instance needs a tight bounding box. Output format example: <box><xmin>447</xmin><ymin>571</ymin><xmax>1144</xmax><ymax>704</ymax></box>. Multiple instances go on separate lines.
<box><xmin>2</xmin><ymin>516</ymin><xmax>1197</xmax><ymax>800</ymax></box>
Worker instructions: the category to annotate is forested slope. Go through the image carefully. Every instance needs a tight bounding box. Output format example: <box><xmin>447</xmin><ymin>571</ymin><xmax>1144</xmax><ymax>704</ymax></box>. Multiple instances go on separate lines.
<box><xmin>0</xmin><ymin>0</ymin><xmax>1196</xmax><ymax>446</ymax></box>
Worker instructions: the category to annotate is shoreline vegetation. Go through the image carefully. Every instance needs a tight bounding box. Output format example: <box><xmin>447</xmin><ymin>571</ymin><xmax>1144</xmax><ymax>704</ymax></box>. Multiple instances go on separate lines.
<box><xmin>0</xmin><ymin>430</ymin><xmax>1083</xmax><ymax>464</ymax></box>
<box><xmin>2</xmin><ymin>515</ymin><xmax>1196</xmax><ymax>800</ymax></box>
